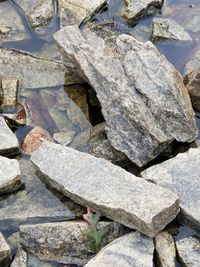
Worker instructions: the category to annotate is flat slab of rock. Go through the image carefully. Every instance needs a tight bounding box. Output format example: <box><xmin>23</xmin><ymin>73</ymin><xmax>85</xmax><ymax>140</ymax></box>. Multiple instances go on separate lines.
<box><xmin>0</xmin><ymin>76</ymin><xmax>19</xmax><ymax>107</ymax></box>
<box><xmin>31</xmin><ymin>141</ymin><xmax>179</xmax><ymax>237</ymax></box>
<box><xmin>176</xmin><ymin>237</ymin><xmax>200</xmax><ymax>267</ymax></box>
<box><xmin>54</xmin><ymin>25</ymin><xmax>197</xmax><ymax>166</ymax></box>
<box><xmin>85</xmin><ymin>231</ymin><xmax>154</xmax><ymax>267</ymax></box>
<box><xmin>141</xmin><ymin>147</ymin><xmax>200</xmax><ymax>233</ymax></box>
<box><xmin>0</xmin><ymin>156</ymin><xmax>21</xmax><ymax>195</ymax></box>
<box><xmin>19</xmin><ymin>221</ymin><xmax>128</xmax><ymax>265</ymax></box>
<box><xmin>151</xmin><ymin>18</ymin><xmax>192</xmax><ymax>41</ymax></box>
<box><xmin>122</xmin><ymin>0</ymin><xmax>163</xmax><ymax>24</ymax></box>
<box><xmin>0</xmin><ymin>232</ymin><xmax>10</xmax><ymax>265</ymax></box>
<box><xmin>0</xmin><ymin>48</ymin><xmax>81</xmax><ymax>88</ymax></box>
<box><xmin>0</xmin><ymin>116</ymin><xmax>19</xmax><ymax>156</ymax></box>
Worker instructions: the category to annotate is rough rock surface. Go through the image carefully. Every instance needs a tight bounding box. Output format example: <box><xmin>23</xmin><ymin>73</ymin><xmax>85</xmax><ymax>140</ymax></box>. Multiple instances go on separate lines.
<box><xmin>141</xmin><ymin>147</ymin><xmax>200</xmax><ymax>233</ymax></box>
<box><xmin>54</xmin><ymin>25</ymin><xmax>197</xmax><ymax>166</ymax></box>
<box><xmin>151</xmin><ymin>18</ymin><xmax>192</xmax><ymax>41</ymax></box>
<box><xmin>0</xmin><ymin>48</ymin><xmax>81</xmax><ymax>89</ymax></box>
<box><xmin>10</xmin><ymin>249</ymin><xmax>27</xmax><ymax>267</ymax></box>
<box><xmin>85</xmin><ymin>232</ymin><xmax>154</xmax><ymax>267</ymax></box>
<box><xmin>176</xmin><ymin>237</ymin><xmax>200</xmax><ymax>267</ymax></box>
<box><xmin>154</xmin><ymin>231</ymin><xmax>176</xmax><ymax>267</ymax></box>
<box><xmin>0</xmin><ymin>232</ymin><xmax>10</xmax><ymax>265</ymax></box>
<box><xmin>31</xmin><ymin>141</ymin><xmax>179</xmax><ymax>237</ymax></box>
<box><xmin>0</xmin><ymin>156</ymin><xmax>21</xmax><ymax>195</ymax></box>
<box><xmin>184</xmin><ymin>46</ymin><xmax>200</xmax><ymax>75</ymax></box>
<box><xmin>0</xmin><ymin>76</ymin><xmax>19</xmax><ymax>107</ymax></box>
<box><xmin>59</xmin><ymin>0</ymin><xmax>107</xmax><ymax>27</ymax></box>
<box><xmin>19</xmin><ymin>221</ymin><xmax>128</xmax><ymax>265</ymax></box>
<box><xmin>122</xmin><ymin>0</ymin><xmax>163</xmax><ymax>24</ymax></box>
<box><xmin>184</xmin><ymin>68</ymin><xmax>200</xmax><ymax>111</ymax></box>
<box><xmin>0</xmin><ymin>116</ymin><xmax>19</xmax><ymax>155</ymax></box>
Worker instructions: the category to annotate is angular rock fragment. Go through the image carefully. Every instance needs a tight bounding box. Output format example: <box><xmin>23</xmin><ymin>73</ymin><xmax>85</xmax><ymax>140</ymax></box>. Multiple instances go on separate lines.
<box><xmin>0</xmin><ymin>116</ymin><xmax>19</xmax><ymax>155</ymax></box>
<box><xmin>10</xmin><ymin>249</ymin><xmax>27</xmax><ymax>267</ymax></box>
<box><xmin>85</xmin><ymin>232</ymin><xmax>154</xmax><ymax>267</ymax></box>
<box><xmin>184</xmin><ymin>46</ymin><xmax>200</xmax><ymax>75</ymax></box>
<box><xmin>0</xmin><ymin>48</ymin><xmax>81</xmax><ymax>88</ymax></box>
<box><xmin>54</xmin><ymin>25</ymin><xmax>197</xmax><ymax>166</ymax></box>
<box><xmin>19</xmin><ymin>221</ymin><xmax>128</xmax><ymax>265</ymax></box>
<box><xmin>151</xmin><ymin>18</ymin><xmax>192</xmax><ymax>41</ymax></box>
<box><xmin>154</xmin><ymin>231</ymin><xmax>176</xmax><ymax>267</ymax></box>
<box><xmin>31</xmin><ymin>141</ymin><xmax>179</xmax><ymax>237</ymax></box>
<box><xmin>0</xmin><ymin>76</ymin><xmax>19</xmax><ymax>107</ymax></box>
<box><xmin>0</xmin><ymin>156</ymin><xmax>21</xmax><ymax>195</ymax></box>
<box><xmin>0</xmin><ymin>232</ymin><xmax>10</xmax><ymax>265</ymax></box>
<box><xmin>141</xmin><ymin>147</ymin><xmax>200</xmax><ymax>233</ymax></box>
<box><xmin>58</xmin><ymin>0</ymin><xmax>107</xmax><ymax>27</ymax></box>
<box><xmin>53</xmin><ymin>131</ymin><xmax>75</xmax><ymax>145</ymax></box>
<box><xmin>122</xmin><ymin>0</ymin><xmax>163</xmax><ymax>24</ymax></box>
<box><xmin>176</xmin><ymin>237</ymin><xmax>200</xmax><ymax>267</ymax></box>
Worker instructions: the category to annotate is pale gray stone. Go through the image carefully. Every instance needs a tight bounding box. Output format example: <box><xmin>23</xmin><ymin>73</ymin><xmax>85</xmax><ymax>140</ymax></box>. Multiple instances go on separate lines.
<box><xmin>154</xmin><ymin>231</ymin><xmax>176</xmax><ymax>267</ymax></box>
<box><xmin>151</xmin><ymin>18</ymin><xmax>192</xmax><ymax>41</ymax></box>
<box><xmin>141</xmin><ymin>147</ymin><xmax>200</xmax><ymax>233</ymax></box>
<box><xmin>85</xmin><ymin>231</ymin><xmax>154</xmax><ymax>267</ymax></box>
<box><xmin>19</xmin><ymin>221</ymin><xmax>128</xmax><ymax>265</ymax></box>
<box><xmin>31</xmin><ymin>141</ymin><xmax>179</xmax><ymax>237</ymax></box>
<box><xmin>184</xmin><ymin>47</ymin><xmax>200</xmax><ymax>75</ymax></box>
<box><xmin>0</xmin><ymin>232</ymin><xmax>10</xmax><ymax>265</ymax></box>
<box><xmin>54</xmin><ymin>25</ymin><xmax>197</xmax><ymax>166</ymax></box>
<box><xmin>0</xmin><ymin>48</ymin><xmax>81</xmax><ymax>89</ymax></box>
<box><xmin>122</xmin><ymin>0</ymin><xmax>163</xmax><ymax>24</ymax></box>
<box><xmin>0</xmin><ymin>116</ymin><xmax>19</xmax><ymax>156</ymax></box>
<box><xmin>53</xmin><ymin>131</ymin><xmax>75</xmax><ymax>145</ymax></box>
<box><xmin>10</xmin><ymin>249</ymin><xmax>27</xmax><ymax>267</ymax></box>
<box><xmin>176</xmin><ymin>237</ymin><xmax>200</xmax><ymax>267</ymax></box>
<box><xmin>0</xmin><ymin>156</ymin><xmax>21</xmax><ymax>195</ymax></box>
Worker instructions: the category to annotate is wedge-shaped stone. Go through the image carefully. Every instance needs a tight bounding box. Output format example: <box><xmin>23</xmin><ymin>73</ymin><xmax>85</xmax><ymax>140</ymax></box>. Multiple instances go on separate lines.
<box><xmin>141</xmin><ymin>147</ymin><xmax>200</xmax><ymax>233</ymax></box>
<box><xmin>54</xmin><ymin>25</ymin><xmax>197</xmax><ymax>166</ymax></box>
<box><xmin>0</xmin><ymin>232</ymin><xmax>10</xmax><ymax>265</ymax></box>
<box><xmin>85</xmin><ymin>232</ymin><xmax>154</xmax><ymax>267</ymax></box>
<box><xmin>0</xmin><ymin>116</ymin><xmax>19</xmax><ymax>155</ymax></box>
<box><xmin>31</xmin><ymin>142</ymin><xmax>179</xmax><ymax>237</ymax></box>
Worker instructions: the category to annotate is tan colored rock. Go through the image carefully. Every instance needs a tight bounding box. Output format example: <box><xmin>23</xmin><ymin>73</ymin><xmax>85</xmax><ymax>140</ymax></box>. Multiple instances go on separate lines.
<box><xmin>1</xmin><ymin>76</ymin><xmax>19</xmax><ymax>107</ymax></box>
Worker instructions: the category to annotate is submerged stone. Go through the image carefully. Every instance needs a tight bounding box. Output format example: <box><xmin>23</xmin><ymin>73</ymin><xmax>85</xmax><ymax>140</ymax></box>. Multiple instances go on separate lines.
<box><xmin>54</xmin><ymin>25</ymin><xmax>197</xmax><ymax>166</ymax></box>
<box><xmin>31</xmin><ymin>141</ymin><xmax>179</xmax><ymax>237</ymax></box>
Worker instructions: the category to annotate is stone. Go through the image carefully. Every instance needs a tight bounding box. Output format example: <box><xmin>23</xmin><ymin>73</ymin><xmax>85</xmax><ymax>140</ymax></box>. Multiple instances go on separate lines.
<box><xmin>31</xmin><ymin>141</ymin><xmax>179</xmax><ymax>237</ymax></box>
<box><xmin>184</xmin><ymin>46</ymin><xmax>200</xmax><ymax>75</ymax></box>
<box><xmin>85</xmin><ymin>231</ymin><xmax>154</xmax><ymax>267</ymax></box>
<box><xmin>10</xmin><ymin>249</ymin><xmax>27</xmax><ymax>267</ymax></box>
<box><xmin>122</xmin><ymin>0</ymin><xmax>163</xmax><ymax>24</ymax></box>
<box><xmin>0</xmin><ymin>48</ymin><xmax>81</xmax><ymax>89</ymax></box>
<box><xmin>0</xmin><ymin>157</ymin><xmax>74</xmax><ymax>232</ymax></box>
<box><xmin>0</xmin><ymin>76</ymin><xmax>19</xmax><ymax>107</ymax></box>
<box><xmin>54</xmin><ymin>25</ymin><xmax>197</xmax><ymax>167</ymax></box>
<box><xmin>154</xmin><ymin>231</ymin><xmax>176</xmax><ymax>267</ymax></box>
<box><xmin>184</xmin><ymin>68</ymin><xmax>200</xmax><ymax>111</ymax></box>
<box><xmin>19</xmin><ymin>221</ymin><xmax>128</xmax><ymax>265</ymax></box>
<box><xmin>0</xmin><ymin>232</ymin><xmax>10</xmax><ymax>265</ymax></box>
<box><xmin>176</xmin><ymin>237</ymin><xmax>200</xmax><ymax>267</ymax></box>
<box><xmin>58</xmin><ymin>0</ymin><xmax>107</xmax><ymax>27</ymax></box>
<box><xmin>151</xmin><ymin>18</ymin><xmax>192</xmax><ymax>41</ymax></box>
<box><xmin>0</xmin><ymin>156</ymin><xmax>21</xmax><ymax>195</ymax></box>
<box><xmin>53</xmin><ymin>131</ymin><xmax>75</xmax><ymax>145</ymax></box>
<box><xmin>0</xmin><ymin>116</ymin><xmax>19</xmax><ymax>156</ymax></box>
<box><xmin>141</xmin><ymin>147</ymin><xmax>200</xmax><ymax>233</ymax></box>
<box><xmin>21</xmin><ymin>126</ymin><xmax>54</xmax><ymax>155</ymax></box>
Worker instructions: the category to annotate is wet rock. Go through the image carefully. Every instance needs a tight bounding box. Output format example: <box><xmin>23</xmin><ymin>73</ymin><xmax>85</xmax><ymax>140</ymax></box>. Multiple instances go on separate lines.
<box><xmin>53</xmin><ymin>131</ymin><xmax>75</xmax><ymax>145</ymax></box>
<box><xmin>4</xmin><ymin>102</ymin><xmax>27</xmax><ymax>126</ymax></box>
<box><xmin>0</xmin><ymin>156</ymin><xmax>21</xmax><ymax>195</ymax></box>
<box><xmin>0</xmin><ymin>48</ymin><xmax>81</xmax><ymax>89</ymax></box>
<box><xmin>85</xmin><ymin>231</ymin><xmax>154</xmax><ymax>267</ymax></box>
<box><xmin>19</xmin><ymin>221</ymin><xmax>128</xmax><ymax>265</ymax></box>
<box><xmin>154</xmin><ymin>231</ymin><xmax>176</xmax><ymax>267</ymax></box>
<box><xmin>54</xmin><ymin>25</ymin><xmax>197</xmax><ymax>167</ymax></box>
<box><xmin>21</xmin><ymin>126</ymin><xmax>54</xmax><ymax>155</ymax></box>
<box><xmin>0</xmin><ymin>158</ymin><xmax>74</xmax><ymax>232</ymax></box>
<box><xmin>184</xmin><ymin>46</ymin><xmax>200</xmax><ymax>75</ymax></box>
<box><xmin>151</xmin><ymin>18</ymin><xmax>192</xmax><ymax>41</ymax></box>
<box><xmin>141</xmin><ymin>147</ymin><xmax>200</xmax><ymax>233</ymax></box>
<box><xmin>10</xmin><ymin>249</ymin><xmax>27</xmax><ymax>267</ymax></box>
<box><xmin>0</xmin><ymin>76</ymin><xmax>19</xmax><ymax>107</ymax></box>
<box><xmin>59</xmin><ymin>0</ymin><xmax>107</xmax><ymax>27</ymax></box>
<box><xmin>0</xmin><ymin>116</ymin><xmax>19</xmax><ymax>156</ymax></box>
<box><xmin>0</xmin><ymin>232</ymin><xmax>10</xmax><ymax>265</ymax></box>
<box><xmin>176</xmin><ymin>237</ymin><xmax>200</xmax><ymax>267</ymax></box>
<box><xmin>122</xmin><ymin>0</ymin><xmax>163</xmax><ymax>24</ymax></box>
<box><xmin>31</xmin><ymin>141</ymin><xmax>179</xmax><ymax>237</ymax></box>
<box><xmin>184</xmin><ymin>68</ymin><xmax>200</xmax><ymax>111</ymax></box>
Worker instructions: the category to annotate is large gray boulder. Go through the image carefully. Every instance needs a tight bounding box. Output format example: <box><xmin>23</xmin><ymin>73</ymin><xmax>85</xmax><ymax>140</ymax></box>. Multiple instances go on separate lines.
<box><xmin>31</xmin><ymin>141</ymin><xmax>179</xmax><ymax>237</ymax></box>
<box><xmin>85</xmin><ymin>232</ymin><xmax>154</xmax><ymax>267</ymax></box>
<box><xmin>54</xmin><ymin>25</ymin><xmax>197</xmax><ymax>167</ymax></box>
<box><xmin>141</xmin><ymin>147</ymin><xmax>200</xmax><ymax>233</ymax></box>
